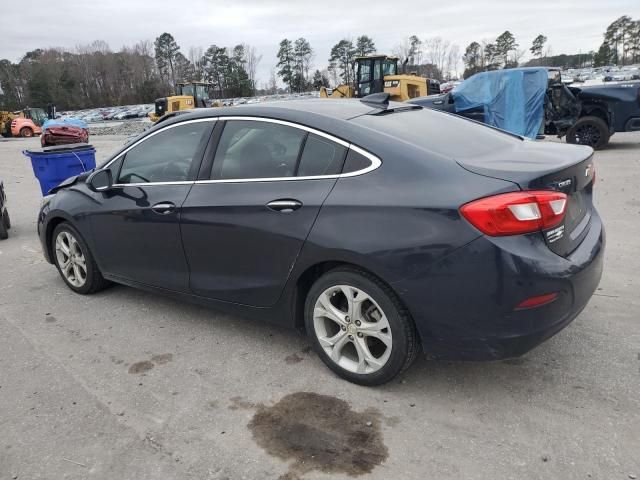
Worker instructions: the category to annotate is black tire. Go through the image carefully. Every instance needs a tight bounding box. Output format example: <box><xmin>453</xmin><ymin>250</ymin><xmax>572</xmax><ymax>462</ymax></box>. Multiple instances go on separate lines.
<box><xmin>3</xmin><ymin>209</ymin><xmax>10</xmax><ymax>230</ymax></box>
<box><xmin>0</xmin><ymin>212</ymin><xmax>7</xmax><ymax>240</ymax></box>
<box><xmin>51</xmin><ymin>222</ymin><xmax>110</xmax><ymax>294</ymax></box>
<box><xmin>304</xmin><ymin>266</ymin><xmax>420</xmax><ymax>386</ymax></box>
<box><xmin>20</xmin><ymin>127</ymin><xmax>34</xmax><ymax>138</ymax></box>
<box><xmin>566</xmin><ymin>116</ymin><xmax>610</xmax><ymax>150</ymax></box>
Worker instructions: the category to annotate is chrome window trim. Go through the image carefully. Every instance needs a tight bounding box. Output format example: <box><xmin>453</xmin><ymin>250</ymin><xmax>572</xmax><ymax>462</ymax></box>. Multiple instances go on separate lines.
<box><xmin>100</xmin><ymin>115</ymin><xmax>382</xmax><ymax>187</ymax></box>
<box><xmin>193</xmin><ymin>116</ymin><xmax>382</xmax><ymax>185</ymax></box>
<box><xmin>215</xmin><ymin>116</ymin><xmax>351</xmax><ymax>148</ymax></box>
<box><xmin>112</xmin><ymin>181</ymin><xmax>194</xmax><ymax>187</ymax></box>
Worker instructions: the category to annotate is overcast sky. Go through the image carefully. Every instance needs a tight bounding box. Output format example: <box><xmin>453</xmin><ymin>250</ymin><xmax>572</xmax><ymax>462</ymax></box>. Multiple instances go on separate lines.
<box><xmin>1</xmin><ymin>0</ymin><xmax>637</xmax><ymax>84</ymax></box>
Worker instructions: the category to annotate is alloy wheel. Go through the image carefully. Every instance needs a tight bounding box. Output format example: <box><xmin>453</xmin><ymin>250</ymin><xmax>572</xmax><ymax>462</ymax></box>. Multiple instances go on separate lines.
<box><xmin>573</xmin><ymin>124</ymin><xmax>601</xmax><ymax>147</ymax></box>
<box><xmin>313</xmin><ymin>285</ymin><xmax>392</xmax><ymax>374</ymax></box>
<box><xmin>55</xmin><ymin>231</ymin><xmax>87</xmax><ymax>287</ymax></box>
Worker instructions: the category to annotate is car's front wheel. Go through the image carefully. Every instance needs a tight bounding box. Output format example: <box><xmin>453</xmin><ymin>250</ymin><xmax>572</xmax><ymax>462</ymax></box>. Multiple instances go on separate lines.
<box><xmin>52</xmin><ymin>223</ymin><xmax>110</xmax><ymax>294</ymax></box>
<box><xmin>305</xmin><ymin>267</ymin><xmax>420</xmax><ymax>385</ymax></box>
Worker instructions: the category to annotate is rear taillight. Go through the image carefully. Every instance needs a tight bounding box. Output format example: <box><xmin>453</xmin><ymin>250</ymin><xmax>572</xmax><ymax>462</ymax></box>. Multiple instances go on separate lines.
<box><xmin>460</xmin><ymin>191</ymin><xmax>568</xmax><ymax>236</ymax></box>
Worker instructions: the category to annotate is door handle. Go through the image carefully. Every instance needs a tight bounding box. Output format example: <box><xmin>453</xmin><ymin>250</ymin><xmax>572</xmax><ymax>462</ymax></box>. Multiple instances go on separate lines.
<box><xmin>151</xmin><ymin>202</ymin><xmax>176</xmax><ymax>215</ymax></box>
<box><xmin>266</xmin><ymin>199</ymin><xmax>302</xmax><ymax>213</ymax></box>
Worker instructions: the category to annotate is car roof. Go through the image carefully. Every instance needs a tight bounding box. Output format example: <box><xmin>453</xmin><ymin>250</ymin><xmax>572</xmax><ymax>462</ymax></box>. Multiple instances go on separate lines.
<box><xmin>163</xmin><ymin>99</ymin><xmax>377</xmax><ymax>123</ymax></box>
<box><xmin>151</xmin><ymin>99</ymin><xmax>389</xmax><ymax>147</ymax></box>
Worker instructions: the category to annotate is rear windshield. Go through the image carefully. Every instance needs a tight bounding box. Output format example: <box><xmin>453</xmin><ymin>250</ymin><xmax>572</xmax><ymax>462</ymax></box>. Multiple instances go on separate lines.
<box><xmin>351</xmin><ymin>108</ymin><xmax>522</xmax><ymax>159</ymax></box>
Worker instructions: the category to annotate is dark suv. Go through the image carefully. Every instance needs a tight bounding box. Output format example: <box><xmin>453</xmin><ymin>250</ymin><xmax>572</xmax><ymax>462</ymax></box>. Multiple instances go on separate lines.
<box><xmin>411</xmin><ymin>67</ymin><xmax>640</xmax><ymax>149</ymax></box>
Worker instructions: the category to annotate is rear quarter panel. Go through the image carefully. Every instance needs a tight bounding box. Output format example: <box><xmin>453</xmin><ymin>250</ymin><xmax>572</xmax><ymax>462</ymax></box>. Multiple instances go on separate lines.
<box><xmin>294</xmin><ymin>141</ymin><xmax>518</xmax><ymax>285</ymax></box>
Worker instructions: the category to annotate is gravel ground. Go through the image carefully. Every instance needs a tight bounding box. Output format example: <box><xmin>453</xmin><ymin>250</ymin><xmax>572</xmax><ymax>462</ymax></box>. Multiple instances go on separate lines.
<box><xmin>88</xmin><ymin>120</ymin><xmax>152</xmax><ymax>137</ymax></box>
<box><xmin>0</xmin><ymin>133</ymin><xmax>639</xmax><ymax>480</ymax></box>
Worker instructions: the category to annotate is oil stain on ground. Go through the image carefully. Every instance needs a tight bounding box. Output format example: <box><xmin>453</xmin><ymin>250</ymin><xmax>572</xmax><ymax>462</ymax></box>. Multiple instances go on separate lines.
<box><xmin>248</xmin><ymin>392</ymin><xmax>388</xmax><ymax>478</ymax></box>
<box><xmin>128</xmin><ymin>353</ymin><xmax>173</xmax><ymax>374</ymax></box>
<box><xmin>128</xmin><ymin>360</ymin><xmax>154</xmax><ymax>374</ymax></box>
<box><xmin>284</xmin><ymin>353</ymin><xmax>303</xmax><ymax>365</ymax></box>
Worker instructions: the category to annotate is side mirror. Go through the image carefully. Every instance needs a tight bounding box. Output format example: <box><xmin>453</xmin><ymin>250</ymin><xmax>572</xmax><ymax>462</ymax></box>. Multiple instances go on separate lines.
<box><xmin>87</xmin><ymin>169</ymin><xmax>113</xmax><ymax>192</ymax></box>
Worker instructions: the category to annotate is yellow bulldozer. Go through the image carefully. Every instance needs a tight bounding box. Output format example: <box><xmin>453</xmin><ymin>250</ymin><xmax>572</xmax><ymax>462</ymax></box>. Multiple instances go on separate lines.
<box><xmin>149</xmin><ymin>81</ymin><xmax>214</xmax><ymax>122</ymax></box>
<box><xmin>320</xmin><ymin>55</ymin><xmax>439</xmax><ymax>101</ymax></box>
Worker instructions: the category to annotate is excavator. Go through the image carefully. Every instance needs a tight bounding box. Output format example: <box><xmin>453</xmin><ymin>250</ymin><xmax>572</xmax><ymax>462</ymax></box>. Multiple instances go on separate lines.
<box><xmin>320</xmin><ymin>55</ymin><xmax>439</xmax><ymax>101</ymax></box>
<box><xmin>149</xmin><ymin>81</ymin><xmax>214</xmax><ymax>122</ymax></box>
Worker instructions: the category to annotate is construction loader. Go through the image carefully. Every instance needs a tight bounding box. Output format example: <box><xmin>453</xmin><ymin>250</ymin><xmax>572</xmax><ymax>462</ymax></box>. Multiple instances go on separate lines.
<box><xmin>149</xmin><ymin>81</ymin><xmax>213</xmax><ymax>122</ymax></box>
<box><xmin>0</xmin><ymin>107</ymin><xmax>48</xmax><ymax>138</ymax></box>
<box><xmin>320</xmin><ymin>55</ymin><xmax>439</xmax><ymax>101</ymax></box>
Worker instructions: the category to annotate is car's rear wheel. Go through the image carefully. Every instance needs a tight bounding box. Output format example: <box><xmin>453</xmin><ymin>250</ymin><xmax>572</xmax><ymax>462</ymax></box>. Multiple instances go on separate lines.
<box><xmin>304</xmin><ymin>267</ymin><xmax>420</xmax><ymax>385</ymax></box>
<box><xmin>20</xmin><ymin>127</ymin><xmax>34</xmax><ymax>138</ymax></box>
<box><xmin>52</xmin><ymin>223</ymin><xmax>110</xmax><ymax>294</ymax></box>
<box><xmin>566</xmin><ymin>116</ymin><xmax>610</xmax><ymax>150</ymax></box>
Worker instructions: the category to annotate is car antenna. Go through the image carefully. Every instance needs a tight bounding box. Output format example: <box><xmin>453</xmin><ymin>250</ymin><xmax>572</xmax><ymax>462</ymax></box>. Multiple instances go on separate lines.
<box><xmin>360</xmin><ymin>93</ymin><xmax>390</xmax><ymax>110</ymax></box>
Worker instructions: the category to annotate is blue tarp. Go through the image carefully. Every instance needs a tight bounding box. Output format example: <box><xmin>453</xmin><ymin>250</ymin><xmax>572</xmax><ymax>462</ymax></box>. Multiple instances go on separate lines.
<box><xmin>42</xmin><ymin>118</ymin><xmax>88</xmax><ymax>130</ymax></box>
<box><xmin>452</xmin><ymin>68</ymin><xmax>548</xmax><ymax>139</ymax></box>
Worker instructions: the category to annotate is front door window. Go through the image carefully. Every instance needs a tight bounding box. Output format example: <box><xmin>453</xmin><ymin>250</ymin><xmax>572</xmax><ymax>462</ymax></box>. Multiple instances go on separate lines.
<box><xmin>117</xmin><ymin>122</ymin><xmax>210</xmax><ymax>184</ymax></box>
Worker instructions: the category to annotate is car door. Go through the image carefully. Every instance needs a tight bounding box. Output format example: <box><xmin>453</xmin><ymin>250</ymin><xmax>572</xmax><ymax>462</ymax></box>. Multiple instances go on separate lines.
<box><xmin>180</xmin><ymin>118</ymin><xmax>348</xmax><ymax>307</ymax></box>
<box><xmin>89</xmin><ymin>119</ymin><xmax>215</xmax><ymax>291</ymax></box>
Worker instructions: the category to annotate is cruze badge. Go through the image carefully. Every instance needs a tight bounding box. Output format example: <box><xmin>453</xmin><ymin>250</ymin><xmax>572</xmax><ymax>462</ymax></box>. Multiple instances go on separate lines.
<box><xmin>557</xmin><ymin>179</ymin><xmax>572</xmax><ymax>188</ymax></box>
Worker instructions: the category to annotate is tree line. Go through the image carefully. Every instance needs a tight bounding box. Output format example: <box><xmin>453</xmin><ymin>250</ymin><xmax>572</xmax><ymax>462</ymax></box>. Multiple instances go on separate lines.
<box><xmin>0</xmin><ymin>32</ymin><xmax>263</xmax><ymax>110</ymax></box>
<box><xmin>461</xmin><ymin>16</ymin><xmax>640</xmax><ymax>78</ymax></box>
<box><xmin>593</xmin><ymin>16</ymin><xmax>640</xmax><ymax>67</ymax></box>
<box><xmin>2</xmin><ymin>16</ymin><xmax>638</xmax><ymax>110</ymax></box>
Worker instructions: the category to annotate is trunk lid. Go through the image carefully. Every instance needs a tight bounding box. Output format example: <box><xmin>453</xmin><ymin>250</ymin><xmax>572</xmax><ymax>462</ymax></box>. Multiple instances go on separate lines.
<box><xmin>456</xmin><ymin>139</ymin><xmax>596</xmax><ymax>257</ymax></box>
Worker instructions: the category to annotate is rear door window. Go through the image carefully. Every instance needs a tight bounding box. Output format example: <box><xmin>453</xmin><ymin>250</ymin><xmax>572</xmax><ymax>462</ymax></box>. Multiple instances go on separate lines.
<box><xmin>342</xmin><ymin>149</ymin><xmax>372</xmax><ymax>174</ymax></box>
<box><xmin>297</xmin><ymin>134</ymin><xmax>347</xmax><ymax>177</ymax></box>
<box><xmin>212</xmin><ymin>120</ymin><xmax>306</xmax><ymax>180</ymax></box>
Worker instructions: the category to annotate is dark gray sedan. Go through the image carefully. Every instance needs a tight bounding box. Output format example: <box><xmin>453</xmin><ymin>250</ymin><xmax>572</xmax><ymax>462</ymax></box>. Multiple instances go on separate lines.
<box><xmin>38</xmin><ymin>98</ymin><xmax>604</xmax><ymax>385</ymax></box>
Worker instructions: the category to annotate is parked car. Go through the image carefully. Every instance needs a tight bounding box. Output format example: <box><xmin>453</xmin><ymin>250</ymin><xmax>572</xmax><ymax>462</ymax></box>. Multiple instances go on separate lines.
<box><xmin>411</xmin><ymin>67</ymin><xmax>640</xmax><ymax>149</ymax></box>
<box><xmin>37</xmin><ymin>98</ymin><xmax>604</xmax><ymax>385</ymax></box>
<box><xmin>0</xmin><ymin>181</ymin><xmax>11</xmax><ymax>240</ymax></box>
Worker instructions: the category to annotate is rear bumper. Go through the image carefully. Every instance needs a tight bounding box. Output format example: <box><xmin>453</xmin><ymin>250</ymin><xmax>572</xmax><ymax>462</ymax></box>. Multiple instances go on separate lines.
<box><xmin>393</xmin><ymin>211</ymin><xmax>605</xmax><ymax>360</ymax></box>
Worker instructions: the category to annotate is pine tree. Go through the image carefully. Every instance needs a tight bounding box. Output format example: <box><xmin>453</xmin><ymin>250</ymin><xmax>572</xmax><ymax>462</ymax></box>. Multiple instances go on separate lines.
<box><xmin>355</xmin><ymin>36</ymin><xmax>376</xmax><ymax>57</ymax></box>
<box><xmin>495</xmin><ymin>31</ymin><xmax>518</xmax><ymax>68</ymax></box>
<box><xmin>276</xmin><ymin>39</ymin><xmax>295</xmax><ymax>92</ymax></box>
<box><xmin>329</xmin><ymin>40</ymin><xmax>357</xmax><ymax>85</ymax></box>
<box><xmin>154</xmin><ymin>33</ymin><xmax>180</xmax><ymax>86</ymax></box>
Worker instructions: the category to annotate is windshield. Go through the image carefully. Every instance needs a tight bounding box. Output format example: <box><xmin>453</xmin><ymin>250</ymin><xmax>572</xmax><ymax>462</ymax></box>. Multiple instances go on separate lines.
<box><xmin>180</xmin><ymin>84</ymin><xmax>195</xmax><ymax>97</ymax></box>
<box><xmin>195</xmin><ymin>84</ymin><xmax>209</xmax><ymax>100</ymax></box>
<box><xmin>28</xmin><ymin>108</ymin><xmax>47</xmax><ymax>126</ymax></box>
<box><xmin>383</xmin><ymin>60</ymin><xmax>397</xmax><ymax>76</ymax></box>
<box><xmin>547</xmin><ymin>70</ymin><xmax>562</xmax><ymax>85</ymax></box>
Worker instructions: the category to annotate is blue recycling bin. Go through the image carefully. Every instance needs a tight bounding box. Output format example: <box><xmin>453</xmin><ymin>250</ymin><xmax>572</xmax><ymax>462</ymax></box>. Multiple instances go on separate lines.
<box><xmin>23</xmin><ymin>144</ymin><xmax>96</xmax><ymax>195</ymax></box>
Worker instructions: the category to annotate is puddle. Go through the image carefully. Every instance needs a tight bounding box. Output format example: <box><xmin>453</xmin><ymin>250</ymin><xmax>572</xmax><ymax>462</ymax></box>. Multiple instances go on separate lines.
<box><xmin>248</xmin><ymin>392</ymin><xmax>388</xmax><ymax>478</ymax></box>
